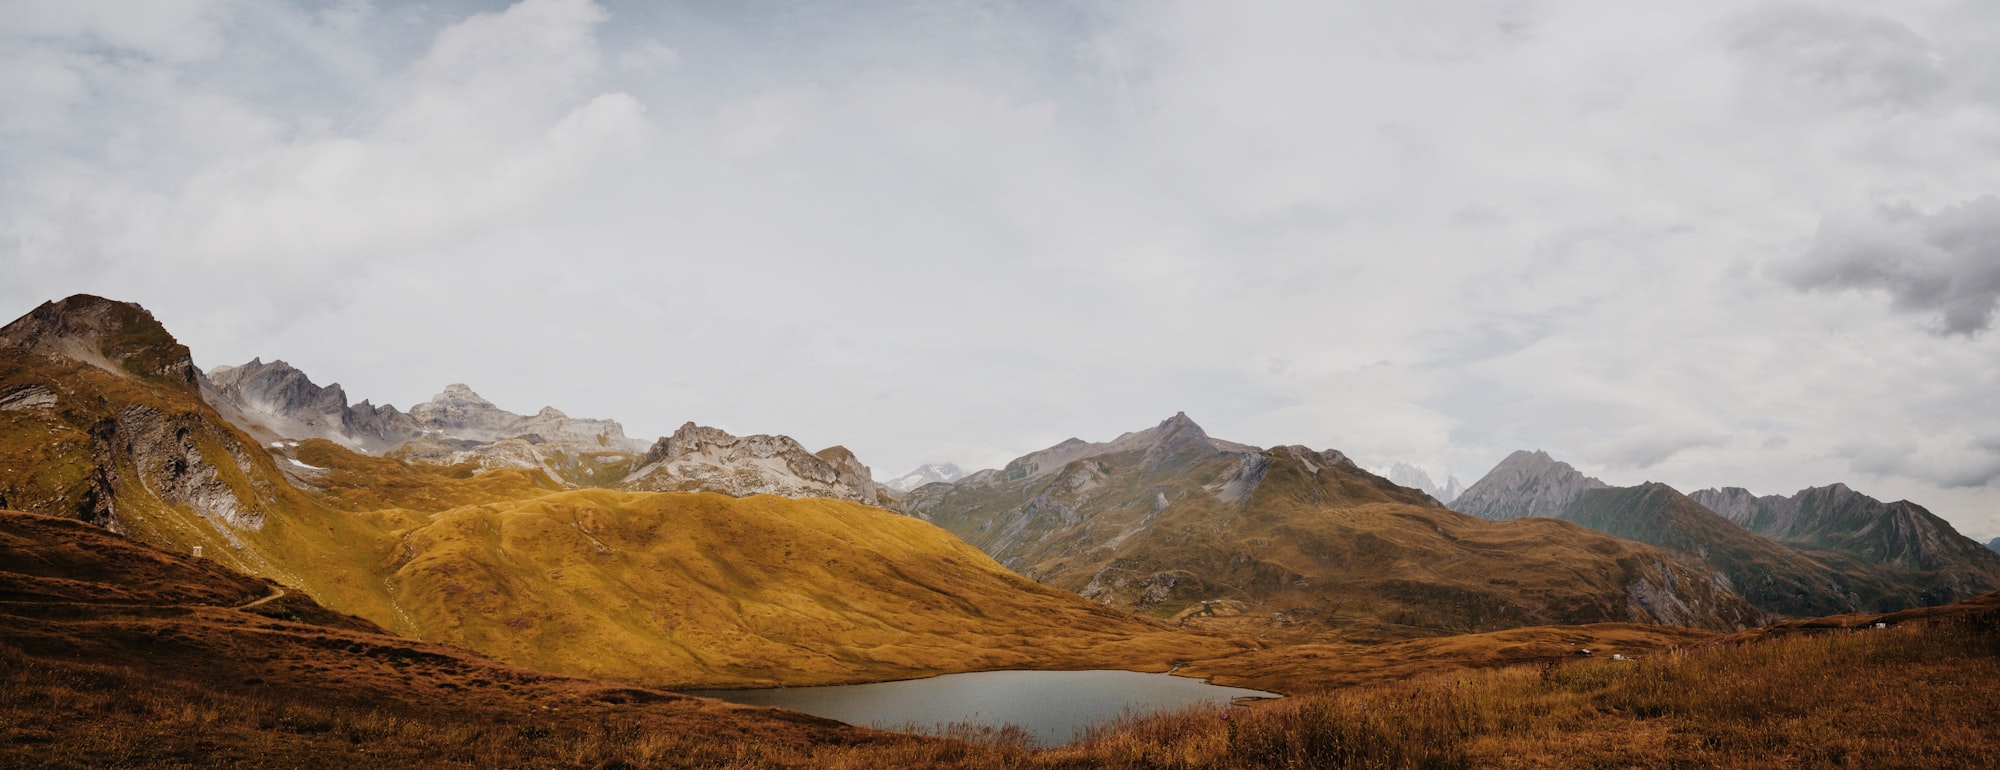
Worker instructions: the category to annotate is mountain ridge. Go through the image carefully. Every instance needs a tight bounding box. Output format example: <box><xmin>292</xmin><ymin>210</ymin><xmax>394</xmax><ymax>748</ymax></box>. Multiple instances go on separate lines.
<box><xmin>907</xmin><ymin>415</ymin><xmax>1759</xmax><ymax>639</ymax></box>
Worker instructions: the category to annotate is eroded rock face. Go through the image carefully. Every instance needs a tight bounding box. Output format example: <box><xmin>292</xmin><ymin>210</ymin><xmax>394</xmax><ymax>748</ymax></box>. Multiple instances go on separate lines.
<box><xmin>1450</xmin><ymin>450</ymin><xmax>1610</xmax><ymax>521</ymax></box>
<box><xmin>204</xmin><ymin>360</ymin><xmax>650</xmax><ymax>486</ymax></box>
<box><xmin>113</xmin><ymin>406</ymin><xmax>264</xmax><ymax>535</ymax></box>
<box><xmin>206</xmin><ymin>358</ymin><xmax>418</xmax><ymax>453</ymax></box>
<box><xmin>0</xmin><ymin>295</ymin><xmax>200</xmax><ymax>390</ymax></box>
<box><xmin>620</xmin><ymin>423</ymin><xmax>894</xmax><ymax>509</ymax></box>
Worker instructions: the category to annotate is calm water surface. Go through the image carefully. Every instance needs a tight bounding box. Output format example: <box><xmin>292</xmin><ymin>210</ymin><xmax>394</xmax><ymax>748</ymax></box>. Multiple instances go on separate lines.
<box><xmin>684</xmin><ymin>669</ymin><xmax>1279</xmax><ymax>747</ymax></box>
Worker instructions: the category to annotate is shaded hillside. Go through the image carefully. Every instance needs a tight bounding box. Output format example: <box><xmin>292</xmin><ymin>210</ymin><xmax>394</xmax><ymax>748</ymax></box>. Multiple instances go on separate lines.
<box><xmin>1454</xmin><ymin>451</ymin><xmax>1998</xmax><ymax>618</ymax></box>
<box><xmin>1692</xmin><ymin>484</ymin><xmax>2000</xmax><ymax>605</ymax></box>
<box><xmin>907</xmin><ymin>415</ymin><xmax>1758</xmax><ymax>639</ymax></box>
<box><xmin>0</xmin><ymin>295</ymin><xmax>1247</xmax><ymax>689</ymax></box>
<box><xmin>1558</xmin><ymin>483</ymin><xmax>1915</xmax><ymax>616</ymax></box>
<box><xmin>0</xmin><ymin>508</ymin><xmax>969</xmax><ymax>769</ymax></box>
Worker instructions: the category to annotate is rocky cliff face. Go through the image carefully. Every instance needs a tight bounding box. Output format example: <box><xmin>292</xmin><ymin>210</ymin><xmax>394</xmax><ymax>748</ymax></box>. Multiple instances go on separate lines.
<box><xmin>620</xmin><ymin>423</ymin><xmax>895</xmax><ymax>509</ymax></box>
<box><xmin>906</xmin><ymin>414</ymin><xmax>1757</xmax><ymax>638</ymax></box>
<box><xmin>883</xmin><ymin>462</ymin><xmax>964</xmax><ymax>492</ymax></box>
<box><xmin>203</xmin><ymin>359</ymin><xmax>650</xmax><ymax>486</ymax></box>
<box><xmin>1450</xmin><ymin>450</ymin><xmax>1610</xmax><ymax>521</ymax></box>
<box><xmin>205</xmin><ymin>358</ymin><xmax>418</xmax><ymax>453</ymax></box>
<box><xmin>0</xmin><ymin>295</ymin><xmax>281</xmax><ymax>550</ymax></box>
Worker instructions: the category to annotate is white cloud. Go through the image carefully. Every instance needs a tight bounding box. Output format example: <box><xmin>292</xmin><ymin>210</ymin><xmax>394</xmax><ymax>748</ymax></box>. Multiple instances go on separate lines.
<box><xmin>4</xmin><ymin>0</ymin><xmax>2000</xmax><ymax>539</ymax></box>
<box><xmin>1781</xmin><ymin>196</ymin><xmax>2000</xmax><ymax>336</ymax></box>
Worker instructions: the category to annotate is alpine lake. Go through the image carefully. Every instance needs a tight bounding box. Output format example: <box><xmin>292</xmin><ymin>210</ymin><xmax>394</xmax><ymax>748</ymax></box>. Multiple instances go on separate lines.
<box><xmin>683</xmin><ymin>669</ymin><xmax>1280</xmax><ymax>747</ymax></box>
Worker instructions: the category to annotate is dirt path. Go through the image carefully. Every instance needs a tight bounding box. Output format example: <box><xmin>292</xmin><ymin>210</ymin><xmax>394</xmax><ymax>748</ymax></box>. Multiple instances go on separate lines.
<box><xmin>234</xmin><ymin>585</ymin><xmax>287</xmax><ymax>610</ymax></box>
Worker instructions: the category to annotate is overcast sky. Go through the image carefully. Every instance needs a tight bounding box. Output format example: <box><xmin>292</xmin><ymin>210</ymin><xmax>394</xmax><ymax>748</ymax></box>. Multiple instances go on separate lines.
<box><xmin>5</xmin><ymin>0</ymin><xmax>1999</xmax><ymax>539</ymax></box>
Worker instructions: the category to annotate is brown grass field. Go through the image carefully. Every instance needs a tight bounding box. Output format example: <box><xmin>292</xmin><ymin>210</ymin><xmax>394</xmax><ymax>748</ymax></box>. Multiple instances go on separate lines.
<box><xmin>5</xmin><ymin>505</ymin><xmax>1997</xmax><ymax>768</ymax></box>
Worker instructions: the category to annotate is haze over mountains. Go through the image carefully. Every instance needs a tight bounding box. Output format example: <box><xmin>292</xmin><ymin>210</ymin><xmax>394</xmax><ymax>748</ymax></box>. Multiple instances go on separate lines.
<box><xmin>0</xmin><ymin>295</ymin><xmax>1243</xmax><ymax>688</ymax></box>
<box><xmin>1449</xmin><ymin>450</ymin><xmax>2000</xmax><ymax>618</ymax></box>
<box><xmin>5</xmin><ymin>293</ymin><xmax>1998</xmax><ymax>690</ymax></box>
<box><xmin>904</xmin><ymin>413</ymin><xmax>1758</xmax><ymax>638</ymax></box>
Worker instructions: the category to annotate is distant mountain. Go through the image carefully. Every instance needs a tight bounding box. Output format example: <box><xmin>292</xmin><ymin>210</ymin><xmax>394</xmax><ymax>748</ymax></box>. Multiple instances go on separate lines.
<box><xmin>205</xmin><ymin>358</ymin><xmax>912</xmax><ymax>504</ymax></box>
<box><xmin>906</xmin><ymin>413</ymin><xmax>1758</xmax><ymax>639</ymax></box>
<box><xmin>1381</xmin><ymin>462</ymin><xmax>1464</xmax><ymax>504</ymax></box>
<box><xmin>883</xmin><ymin>462</ymin><xmax>964</xmax><ymax>492</ymax></box>
<box><xmin>204</xmin><ymin>357</ymin><xmax>419</xmax><ymax>453</ymax></box>
<box><xmin>1553</xmin><ymin>482</ymin><xmax>1910</xmax><ymax>617</ymax></box>
<box><xmin>1989</xmin><ymin>537</ymin><xmax>2000</xmax><ymax>555</ymax></box>
<box><xmin>1690</xmin><ymin>484</ymin><xmax>2000</xmax><ymax>604</ymax></box>
<box><xmin>1451</xmin><ymin>450</ymin><xmax>2000</xmax><ymax>615</ymax></box>
<box><xmin>1449</xmin><ymin>450</ymin><xmax>1610</xmax><ymax>521</ymax></box>
<box><xmin>620</xmin><ymin>423</ymin><xmax>897</xmax><ymax>509</ymax></box>
<box><xmin>206</xmin><ymin>360</ymin><xmax>651</xmax><ymax>486</ymax></box>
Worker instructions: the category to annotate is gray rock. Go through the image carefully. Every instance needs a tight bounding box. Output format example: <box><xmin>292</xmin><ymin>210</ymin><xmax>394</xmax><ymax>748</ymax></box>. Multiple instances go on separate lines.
<box><xmin>1450</xmin><ymin>450</ymin><xmax>1610</xmax><ymax>521</ymax></box>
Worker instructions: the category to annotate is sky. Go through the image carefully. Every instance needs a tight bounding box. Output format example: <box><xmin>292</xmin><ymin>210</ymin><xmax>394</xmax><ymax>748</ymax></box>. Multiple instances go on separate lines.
<box><xmin>4</xmin><ymin>0</ymin><xmax>1999</xmax><ymax>540</ymax></box>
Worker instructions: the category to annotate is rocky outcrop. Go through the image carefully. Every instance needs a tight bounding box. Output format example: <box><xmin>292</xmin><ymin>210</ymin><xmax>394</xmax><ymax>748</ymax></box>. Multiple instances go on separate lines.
<box><xmin>883</xmin><ymin>463</ymin><xmax>964</xmax><ymax>492</ymax></box>
<box><xmin>0</xmin><ymin>295</ymin><xmax>200</xmax><ymax>390</ymax></box>
<box><xmin>203</xmin><ymin>360</ymin><xmax>650</xmax><ymax>487</ymax></box>
<box><xmin>205</xmin><ymin>358</ymin><xmax>419</xmax><ymax>453</ymax></box>
<box><xmin>1450</xmin><ymin>450</ymin><xmax>1610</xmax><ymax>521</ymax></box>
<box><xmin>620</xmin><ymin>423</ymin><xmax>895</xmax><ymax>509</ymax></box>
<box><xmin>0</xmin><ymin>296</ymin><xmax>278</xmax><ymax>545</ymax></box>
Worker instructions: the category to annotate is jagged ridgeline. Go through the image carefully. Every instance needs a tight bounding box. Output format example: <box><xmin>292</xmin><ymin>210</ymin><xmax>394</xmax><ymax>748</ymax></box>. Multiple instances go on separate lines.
<box><xmin>1450</xmin><ymin>450</ymin><xmax>2000</xmax><ymax>619</ymax></box>
<box><xmin>0</xmin><ymin>295</ymin><xmax>1248</xmax><ymax>688</ymax></box>
<box><xmin>904</xmin><ymin>414</ymin><xmax>1761</xmax><ymax>640</ymax></box>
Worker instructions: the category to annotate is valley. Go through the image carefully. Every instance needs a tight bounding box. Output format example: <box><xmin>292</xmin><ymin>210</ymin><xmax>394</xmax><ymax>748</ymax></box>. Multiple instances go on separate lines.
<box><xmin>3</xmin><ymin>294</ymin><xmax>1998</xmax><ymax>767</ymax></box>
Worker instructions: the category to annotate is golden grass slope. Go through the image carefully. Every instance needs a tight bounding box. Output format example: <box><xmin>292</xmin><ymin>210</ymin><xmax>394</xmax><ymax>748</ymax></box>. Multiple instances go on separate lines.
<box><xmin>0</xmin><ymin>296</ymin><xmax>1252</xmax><ymax>689</ymax></box>
<box><xmin>381</xmin><ymin>489</ymin><xmax>1253</xmax><ymax>687</ymax></box>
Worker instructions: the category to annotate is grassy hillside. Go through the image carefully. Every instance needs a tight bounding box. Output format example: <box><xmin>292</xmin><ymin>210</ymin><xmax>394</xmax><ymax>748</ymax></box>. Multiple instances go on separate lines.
<box><xmin>913</xmin><ymin>433</ymin><xmax>1759</xmax><ymax>640</ymax></box>
<box><xmin>0</xmin><ymin>297</ymin><xmax>1249</xmax><ymax>689</ymax></box>
<box><xmin>1559</xmin><ymin>483</ymin><xmax>1922</xmax><ymax>617</ymax></box>
<box><xmin>375</xmin><ymin>489</ymin><xmax>1251</xmax><ymax>687</ymax></box>
<box><xmin>8</xmin><ymin>507</ymin><xmax>1994</xmax><ymax>768</ymax></box>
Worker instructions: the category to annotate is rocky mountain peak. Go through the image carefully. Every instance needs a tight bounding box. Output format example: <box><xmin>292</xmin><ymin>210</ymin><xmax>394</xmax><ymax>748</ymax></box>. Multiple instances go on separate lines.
<box><xmin>883</xmin><ymin>462</ymin><xmax>965</xmax><ymax>492</ymax></box>
<box><xmin>1383</xmin><ymin>462</ymin><xmax>1463</xmax><ymax>504</ymax></box>
<box><xmin>0</xmin><ymin>294</ymin><xmax>200</xmax><ymax>390</ymax></box>
<box><xmin>1450</xmin><ymin>449</ymin><xmax>1610</xmax><ymax>521</ymax></box>
<box><xmin>623</xmin><ymin>423</ymin><xmax>892</xmax><ymax>509</ymax></box>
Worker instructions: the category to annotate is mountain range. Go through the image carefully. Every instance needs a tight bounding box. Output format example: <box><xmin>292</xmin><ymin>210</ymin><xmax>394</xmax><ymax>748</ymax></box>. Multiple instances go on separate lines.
<box><xmin>903</xmin><ymin>413</ymin><xmax>1758</xmax><ymax>640</ymax></box>
<box><xmin>0</xmin><ymin>295</ymin><xmax>1243</xmax><ymax>688</ymax></box>
<box><xmin>1449</xmin><ymin>450</ymin><xmax>2000</xmax><ymax>618</ymax></box>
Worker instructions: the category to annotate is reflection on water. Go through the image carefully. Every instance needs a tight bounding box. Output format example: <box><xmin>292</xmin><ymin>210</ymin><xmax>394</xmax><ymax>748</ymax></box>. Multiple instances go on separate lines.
<box><xmin>684</xmin><ymin>669</ymin><xmax>1279</xmax><ymax>747</ymax></box>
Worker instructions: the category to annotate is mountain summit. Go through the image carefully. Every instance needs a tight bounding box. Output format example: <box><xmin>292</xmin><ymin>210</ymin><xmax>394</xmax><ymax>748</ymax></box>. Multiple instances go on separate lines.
<box><xmin>883</xmin><ymin>463</ymin><xmax>964</xmax><ymax>492</ymax></box>
<box><xmin>0</xmin><ymin>294</ymin><xmax>200</xmax><ymax>390</ymax></box>
<box><xmin>1449</xmin><ymin>450</ymin><xmax>1610</xmax><ymax>521</ymax></box>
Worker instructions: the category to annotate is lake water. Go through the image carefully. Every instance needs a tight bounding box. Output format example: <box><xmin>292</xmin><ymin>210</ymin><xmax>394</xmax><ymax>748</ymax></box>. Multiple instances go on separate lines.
<box><xmin>684</xmin><ymin>669</ymin><xmax>1279</xmax><ymax>747</ymax></box>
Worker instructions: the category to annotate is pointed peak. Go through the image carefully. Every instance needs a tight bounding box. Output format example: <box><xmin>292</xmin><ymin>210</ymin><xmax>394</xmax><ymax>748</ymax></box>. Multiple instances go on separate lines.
<box><xmin>537</xmin><ymin>406</ymin><xmax>567</xmax><ymax>419</ymax></box>
<box><xmin>431</xmin><ymin>383</ymin><xmax>493</xmax><ymax>404</ymax></box>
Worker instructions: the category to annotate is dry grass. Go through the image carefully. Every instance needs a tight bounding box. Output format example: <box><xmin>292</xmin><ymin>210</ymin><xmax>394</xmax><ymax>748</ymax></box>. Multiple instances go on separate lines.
<box><xmin>6</xmin><ymin>602</ymin><xmax>1993</xmax><ymax>769</ymax></box>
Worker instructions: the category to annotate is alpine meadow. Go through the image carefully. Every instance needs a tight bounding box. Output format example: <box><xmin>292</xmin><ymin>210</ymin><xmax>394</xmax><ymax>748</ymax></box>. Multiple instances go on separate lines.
<box><xmin>7</xmin><ymin>1</ymin><xmax>2000</xmax><ymax>768</ymax></box>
